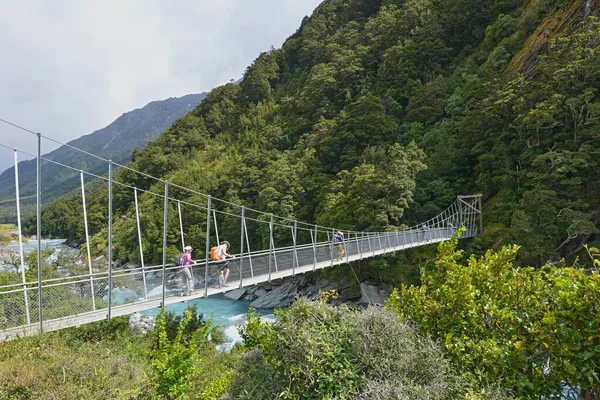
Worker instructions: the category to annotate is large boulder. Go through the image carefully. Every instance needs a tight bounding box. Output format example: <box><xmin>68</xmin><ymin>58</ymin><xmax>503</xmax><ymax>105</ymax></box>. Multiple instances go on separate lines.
<box><xmin>315</xmin><ymin>275</ymin><xmax>331</xmax><ymax>291</ymax></box>
<box><xmin>338</xmin><ymin>284</ymin><xmax>362</xmax><ymax>301</ymax></box>
<box><xmin>224</xmin><ymin>288</ymin><xmax>247</xmax><ymax>301</ymax></box>
<box><xmin>129</xmin><ymin>313</ymin><xmax>155</xmax><ymax>335</ymax></box>
<box><xmin>303</xmin><ymin>283</ymin><xmax>318</xmax><ymax>298</ymax></box>
<box><xmin>254</xmin><ymin>287</ymin><xmax>268</xmax><ymax>298</ymax></box>
<box><xmin>249</xmin><ymin>281</ymin><xmax>298</xmax><ymax>309</ymax></box>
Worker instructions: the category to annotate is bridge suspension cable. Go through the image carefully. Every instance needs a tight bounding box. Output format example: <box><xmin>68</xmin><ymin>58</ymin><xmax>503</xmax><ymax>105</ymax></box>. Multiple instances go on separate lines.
<box><xmin>0</xmin><ymin>117</ymin><xmax>483</xmax><ymax>340</ymax></box>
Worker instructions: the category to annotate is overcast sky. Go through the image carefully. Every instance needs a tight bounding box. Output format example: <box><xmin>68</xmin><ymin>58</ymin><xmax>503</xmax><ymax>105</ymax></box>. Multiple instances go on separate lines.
<box><xmin>0</xmin><ymin>0</ymin><xmax>322</xmax><ymax>172</ymax></box>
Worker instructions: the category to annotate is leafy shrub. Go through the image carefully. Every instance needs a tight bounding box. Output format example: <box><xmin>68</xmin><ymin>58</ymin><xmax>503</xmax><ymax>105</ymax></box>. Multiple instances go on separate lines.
<box><xmin>151</xmin><ymin>307</ymin><xmax>217</xmax><ymax>399</ymax></box>
<box><xmin>390</xmin><ymin>233</ymin><xmax>600</xmax><ymax>399</ymax></box>
<box><xmin>162</xmin><ymin>304</ymin><xmax>213</xmax><ymax>344</ymax></box>
<box><xmin>231</xmin><ymin>299</ymin><xmax>465</xmax><ymax>399</ymax></box>
<box><xmin>60</xmin><ymin>315</ymin><xmax>131</xmax><ymax>345</ymax></box>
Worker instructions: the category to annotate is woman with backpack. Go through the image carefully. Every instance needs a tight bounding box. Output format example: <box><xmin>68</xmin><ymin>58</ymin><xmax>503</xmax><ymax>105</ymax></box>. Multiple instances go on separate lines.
<box><xmin>333</xmin><ymin>231</ymin><xmax>345</xmax><ymax>260</ymax></box>
<box><xmin>180</xmin><ymin>245</ymin><xmax>196</xmax><ymax>296</ymax></box>
<box><xmin>217</xmin><ymin>241</ymin><xmax>233</xmax><ymax>284</ymax></box>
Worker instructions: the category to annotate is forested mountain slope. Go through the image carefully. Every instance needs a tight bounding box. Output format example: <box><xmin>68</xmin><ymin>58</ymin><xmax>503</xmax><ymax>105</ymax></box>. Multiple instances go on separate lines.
<box><xmin>0</xmin><ymin>93</ymin><xmax>206</xmax><ymax>223</ymax></box>
<box><xmin>40</xmin><ymin>0</ymin><xmax>600</xmax><ymax>267</ymax></box>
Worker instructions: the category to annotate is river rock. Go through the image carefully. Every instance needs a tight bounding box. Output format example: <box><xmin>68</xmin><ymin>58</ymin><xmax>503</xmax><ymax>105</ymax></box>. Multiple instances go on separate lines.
<box><xmin>249</xmin><ymin>281</ymin><xmax>298</xmax><ymax>309</ymax></box>
<box><xmin>243</xmin><ymin>293</ymin><xmax>258</xmax><ymax>301</ymax></box>
<box><xmin>357</xmin><ymin>283</ymin><xmax>390</xmax><ymax>306</ymax></box>
<box><xmin>245</xmin><ymin>285</ymin><xmax>258</xmax><ymax>294</ymax></box>
<box><xmin>224</xmin><ymin>288</ymin><xmax>247</xmax><ymax>300</ymax></box>
<box><xmin>254</xmin><ymin>287</ymin><xmax>268</xmax><ymax>298</ymax></box>
<box><xmin>338</xmin><ymin>284</ymin><xmax>362</xmax><ymax>301</ymax></box>
<box><xmin>315</xmin><ymin>275</ymin><xmax>330</xmax><ymax>290</ymax></box>
<box><xmin>129</xmin><ymin>313</ymin><xmax>155</xmax><ymax>335</ymax></box>
<box><xmin>304</xmin><ymin>284</ymin><xmax>317</xmax><ymax>297</ymax></box>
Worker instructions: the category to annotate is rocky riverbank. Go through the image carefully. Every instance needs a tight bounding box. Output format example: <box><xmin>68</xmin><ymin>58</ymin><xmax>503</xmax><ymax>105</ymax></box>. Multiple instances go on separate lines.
<box><xmin>129</xmin><ymin>271</ymin><xmax>394</xmax><ymax>334</ymax></box>
<box><xmin>223</xmin><ymin>271</ymin><xmax>393</xmax><ymax>310</ymax></box>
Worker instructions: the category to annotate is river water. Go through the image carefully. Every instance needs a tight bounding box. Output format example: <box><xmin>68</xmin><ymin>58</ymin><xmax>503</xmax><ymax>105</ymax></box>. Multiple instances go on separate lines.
<box><xmin>142</xmin><ymin>295</ymin><xmax>275</xmax><ymax>351</ymax></box>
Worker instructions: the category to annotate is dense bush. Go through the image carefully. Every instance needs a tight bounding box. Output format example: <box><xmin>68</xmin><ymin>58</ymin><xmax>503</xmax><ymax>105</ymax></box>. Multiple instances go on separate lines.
<box><xmin>230</xmin><ymin>300</ymin><xmax>468</xmax><ymax>399</ymax></box>
<box><xmin>390</xmin><ymin>232</ymin><xmax>600</xmax><ymax>399</ymax></box>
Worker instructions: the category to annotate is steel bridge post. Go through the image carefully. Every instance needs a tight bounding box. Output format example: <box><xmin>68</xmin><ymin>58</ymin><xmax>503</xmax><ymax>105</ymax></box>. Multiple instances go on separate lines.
<box><xmin>271</xmin><ymin>214</ymin><xmax>279</xmax><ymax>272</ymax></box>
<box><xmin>360</xmin><ymin>232</ymin><xmax>364</xmax><ymax>260</ymax></box>
<box><xmin>268</xmin><ymin>214</ymin><xmax>274</xmax><ymax>282</ymax></box>
<box><xmin>239</xmin><ymin>206</ymin><xmax>245</xmax><ymax>289</ymax></box>
<box><xmin>292</xmin><ymin>220</ymin><xmax>298</xmax><ymax>276</ymax></box>
<box><xmin>204</xmin><ymin>196</ymin><xmax>211</xmax><ymax>298</ymax></box>
<box><xmin>478</xmin><ymin>195</ymin><xmax>483</xmax><ymax>235</ymax></box>
<box><xmin>14</xmin><ymin>150</ymin><xmax>31</xmax><ymax>325</ymax></box>
<box><xmin>178</xmin><ymin>201</ymin><xmax>185</xmax><ymax>251</ymax></box>
<box><xmin>161</xmin><ymin>181</ymin><xmax>168</xmax><ymax>307</ymax></box>
<box><xmin>330</xmin><ymin>228</ymin><xmax>335</xmax><ymax>268</ymax></box>
<box><xmin>36</xmin><ymin>133</ymin><xmax>43</xmax><ymax>331</ymax></box>
<box><xmin>107</xmin><ymin>160</ymin><xmax>113</xmax><ymax>320</ymax></box>
<box><xmin>386</xmin><ymin>231</ymin><xmax>392</xmax><ymax>252</ymax></box>
<box><xmin>345</xmin><ymin>231</ymin><xmax>349</xmax><ymax>264</ymax></box>
<box><xmin>244</xmin><ymin>216</ymin><xmax>254</xmax><ymax>277</ymax></box>
<box><xmin>458</xmin><ymin>197</ymin><xmax>464</xmax><ymax>230</ymax></box>
<box><xmin>134</xmin><ymin>188</ymin><xmax>147</xmax><ymax>299</ymax></box>
<box><xmin>313</xmin><ymin>224</ymin><xmax>318</xmax><ymax>271</ymax></box>
<box><xmin>80</xmin><ymin>171</ymin><xmax>96</xmax><ymax>310</ymax></box>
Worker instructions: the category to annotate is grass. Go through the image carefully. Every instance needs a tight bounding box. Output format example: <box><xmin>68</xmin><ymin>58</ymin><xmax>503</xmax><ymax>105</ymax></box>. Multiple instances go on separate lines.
<box><xmin>0</xmin><ymin>224</ymin><xmax>18</xmax><ymax>243</ymax></box>
<box><xmin>0</xmin><ymin>312</ymin><xmax>234</xmax><ymax>400</ymax></box>
<box><xmin>0</xmin><ymin>317</ymin><xmax>154</xmax><ymax>399</ymax></box>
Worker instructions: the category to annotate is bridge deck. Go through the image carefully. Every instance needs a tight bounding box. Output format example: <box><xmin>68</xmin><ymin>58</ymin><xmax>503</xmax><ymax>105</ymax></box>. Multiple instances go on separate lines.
<box><xmin>0</xmin><ymin>232</ymin><xmax>452</xmax><ymax>341</ymax></box>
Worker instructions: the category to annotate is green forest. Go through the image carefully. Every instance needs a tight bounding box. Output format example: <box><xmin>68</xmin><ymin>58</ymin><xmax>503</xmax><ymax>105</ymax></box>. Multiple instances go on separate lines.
<box><xmin>33</xmin><ymin>0</ymin><xmax>599</xmax><ymax>269</ymax></box>
<box><xmin>3</xmin><ymin>0</ymin><xmax>600</xmax><ymax>398</ymax></box>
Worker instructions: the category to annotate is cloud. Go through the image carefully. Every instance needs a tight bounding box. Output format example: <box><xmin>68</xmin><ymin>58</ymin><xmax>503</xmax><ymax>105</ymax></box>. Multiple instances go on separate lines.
<box><xmin>0</xmin><ymin>0</ymin><xmax>322</xmax><ymax>171</ymax></box>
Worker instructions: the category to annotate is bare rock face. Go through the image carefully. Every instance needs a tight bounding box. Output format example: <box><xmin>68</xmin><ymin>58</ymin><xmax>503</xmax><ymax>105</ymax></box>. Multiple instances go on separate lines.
<box><xmin>254</xmin><ymin>288</ymin><xmax>268</xmax><ymax>298</ymax></box>
<box><xmin>512</xmin><ymin>0</ymin><xmax>600</xmax><ymax>77</ymax></box>
<box><xmin>357</xmin><ymin>283</ymin><xmax>390</xmax><ymax>306</ymax></box>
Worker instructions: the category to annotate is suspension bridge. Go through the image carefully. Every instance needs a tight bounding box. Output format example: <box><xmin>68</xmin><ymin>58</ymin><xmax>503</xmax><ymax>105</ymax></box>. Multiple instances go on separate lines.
<box><xmin>0</xmin><ymin>121</ymin><xmax>483</xmax><ymax>341</ymax></box>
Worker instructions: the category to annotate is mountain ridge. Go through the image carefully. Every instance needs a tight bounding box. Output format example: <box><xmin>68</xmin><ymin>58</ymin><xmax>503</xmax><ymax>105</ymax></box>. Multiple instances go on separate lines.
<box><xmin>0</xmin><ymin>93</ymin><xmax>207</xmax><ymax>222</ymax></box>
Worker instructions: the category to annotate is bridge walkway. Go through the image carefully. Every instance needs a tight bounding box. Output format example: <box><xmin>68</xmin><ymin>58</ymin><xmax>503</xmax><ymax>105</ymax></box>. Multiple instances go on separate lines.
<box><xmin>0</xmin><ymin>228</ymin><xmax>457</xmax><ymax>341</ymax></box>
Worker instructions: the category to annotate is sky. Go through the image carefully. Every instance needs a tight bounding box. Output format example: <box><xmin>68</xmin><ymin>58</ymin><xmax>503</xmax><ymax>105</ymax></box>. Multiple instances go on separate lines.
<box><xmin>0</xmin><ymin>0</ymin><xmax>322</xmax><ymax>172</ymax></box>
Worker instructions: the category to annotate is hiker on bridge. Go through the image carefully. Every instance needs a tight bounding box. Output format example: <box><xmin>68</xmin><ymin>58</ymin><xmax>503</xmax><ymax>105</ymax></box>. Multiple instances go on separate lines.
<box><xmin>420</xmin><ymin>224</ymin><xmax>430</xmax><ymax>241</ymax></box>
<box><xmin>180</xmin><ymin>245</ymin><xmax>196</xmax><ymax>296</ymax></box>
<box><xmin>216</xmin><ymin>240</ymin><xmax>234</xmax><ymax>285</ymax></box>
<box><xmin>333</xmin><ymin>230</ymin><xmax>345</xmax><ymax>260</ymax></box>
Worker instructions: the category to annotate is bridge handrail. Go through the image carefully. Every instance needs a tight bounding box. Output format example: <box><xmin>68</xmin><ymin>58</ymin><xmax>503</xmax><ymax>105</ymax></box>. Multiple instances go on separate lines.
<box><xmin>0</xmin><ymin>228</ymin><xmax>455</xmax><ymax>297</ymax></box>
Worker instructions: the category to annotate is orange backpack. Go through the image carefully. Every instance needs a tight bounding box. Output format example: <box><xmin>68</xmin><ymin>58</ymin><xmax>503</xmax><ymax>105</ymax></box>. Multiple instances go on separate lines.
<box><xmin>209</xmin><ymin>246</ymin><xmax>219</xmax><ymax>261</ymax></box>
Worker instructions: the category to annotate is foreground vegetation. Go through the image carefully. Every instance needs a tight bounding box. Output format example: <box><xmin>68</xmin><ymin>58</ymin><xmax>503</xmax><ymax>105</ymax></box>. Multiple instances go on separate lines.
<box><xmin>1</xmin><ymin>236</ymin><xmax>598</xmax><ymax>399</ymax></box>
<box><xmin>391</xmin><ymin>232</ymin><xmax>600</xmax><ymax>399</ymax></box>
<box><xmin>3</xmin><ymin>0</ymin><xmax>598</xmax><ymax>397</ymax></box>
